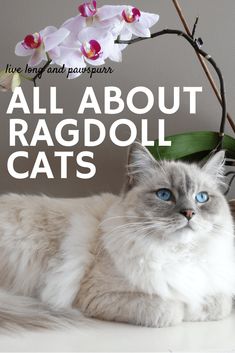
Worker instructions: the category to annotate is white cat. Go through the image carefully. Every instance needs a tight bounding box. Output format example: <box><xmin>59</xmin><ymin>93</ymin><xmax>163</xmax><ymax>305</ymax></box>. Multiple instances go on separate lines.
<box><xmin>0</xmin><ymin>143</ymin><xmax>234</xmax><ymax>329</ymax></box>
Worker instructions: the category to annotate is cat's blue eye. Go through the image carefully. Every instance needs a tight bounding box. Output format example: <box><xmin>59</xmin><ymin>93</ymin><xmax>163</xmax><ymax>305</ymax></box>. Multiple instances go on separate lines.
<box><xmin>195</xmin><ymin>192</ymin><xmax>209</xmax><ymax>203</ymax></box>
<box><xmin>156</xmin><ymin>189</ymin><xmax>172</xmax><ymax>201</ymax></box>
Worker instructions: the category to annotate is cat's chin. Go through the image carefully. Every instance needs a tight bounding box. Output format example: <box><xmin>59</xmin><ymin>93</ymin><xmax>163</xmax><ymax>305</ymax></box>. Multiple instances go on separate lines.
<box><xmin>166</xmin><ymin>220</ymin><xmax>212</xmax><ymax>244</ymax></box>
<box><xmin>176</xmin><ymin>220</ymin><xmax>201</xmax><ymax>232</ymax></box>
<box><xmin>172</xmin><ymin>227</ymin><xmax>196</xmax><ymax>244</ymax></box>
<box><xmin>162</xmin><ymin>222</ymin><xmax>200</xmax><ymax>244</ymax></box>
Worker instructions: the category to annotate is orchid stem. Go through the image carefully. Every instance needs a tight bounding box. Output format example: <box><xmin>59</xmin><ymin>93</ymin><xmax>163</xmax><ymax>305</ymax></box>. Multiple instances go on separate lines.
<box><xmin>116</xmin><ymin>29</ymin><xmax>227</xmax><ymax>150</ymax></box>
<box><xmin>32</xmin><ymin>58</ymin><xmax>52</xmax><ymax>87</ymax></box>
<box><xmin>191</xmin><ymin>16</ymin><xmax>199</xmax><ymax>39</ymax></box>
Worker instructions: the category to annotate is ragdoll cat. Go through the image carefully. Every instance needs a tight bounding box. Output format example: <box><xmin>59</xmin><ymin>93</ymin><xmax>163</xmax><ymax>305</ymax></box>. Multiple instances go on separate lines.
<box><xmin>0</xmin><ymin>142</ymin><xmax>234</xmax><ymax>329</ymax></box>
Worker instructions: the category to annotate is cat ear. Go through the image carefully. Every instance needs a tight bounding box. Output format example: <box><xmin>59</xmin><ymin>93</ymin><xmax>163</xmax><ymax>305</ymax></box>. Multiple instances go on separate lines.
<box><xmin>202</xmin><ymin>150</ymin><xmax>225</xmax><ymax>178</ymax></box>
<box><xmin>125</xmin><ymin>142</ymin><xmax>157</xmax><ymax>190</ymax></box>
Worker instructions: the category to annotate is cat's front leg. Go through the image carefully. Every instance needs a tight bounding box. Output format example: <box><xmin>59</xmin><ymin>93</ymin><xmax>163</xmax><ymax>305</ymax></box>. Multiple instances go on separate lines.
<box><xmin>185</xmin><ymin>294</ymin><xmax>232</xmax><ymax>322</ymax></box>
<box><xmin>77</xmin><ymin>292</ymin><xmax>184</xmax><ymax>328</ymax></box>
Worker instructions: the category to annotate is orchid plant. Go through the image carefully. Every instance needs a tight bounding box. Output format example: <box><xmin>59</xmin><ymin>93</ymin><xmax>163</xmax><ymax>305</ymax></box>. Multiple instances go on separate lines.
<box><xmin>4</xmin><ymin>2</ymin><xmax>159</xmax><ymax>82</ymax></box>
<box><xmin>1</xmin><ymin>0</ymin><xmax>235</xmax><ymax>190</ymax></box>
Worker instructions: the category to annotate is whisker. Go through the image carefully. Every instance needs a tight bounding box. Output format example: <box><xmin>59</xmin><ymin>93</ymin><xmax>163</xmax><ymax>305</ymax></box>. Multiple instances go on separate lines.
<box><xmin>99</xmin><ymin>215</ymin><xmax>151</xmax><ymax>226</ymax></box>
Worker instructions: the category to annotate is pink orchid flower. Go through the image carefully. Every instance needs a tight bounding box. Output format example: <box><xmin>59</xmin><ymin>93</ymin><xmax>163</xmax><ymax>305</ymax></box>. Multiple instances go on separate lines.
<box><xmin>61</xmin><ymin>3</ymin><xmax>159</xmax><ymax>65</ymax></box>
<box><xmin>78</xmin><ymin>1</ymin><xmax>97</xmax><ymax>17</ymax></box>
<box><xmin>98</xmin><ymin>5</ymin><xmax>160</xmax><ymax>39</ymax></box>
<box><xmin>61</xmin><ymin>1</ymin><xmax>98</xmax><ymax>41</ymax></box>
<box><xmin>55</xmin><ymin>27</ymin><xmax>120</xmax><ymax>79</ymax></box>
<box><xmin>15</xmin><ymin>26</ymin><xmax>70</xmax><ymax>67</ymax></box>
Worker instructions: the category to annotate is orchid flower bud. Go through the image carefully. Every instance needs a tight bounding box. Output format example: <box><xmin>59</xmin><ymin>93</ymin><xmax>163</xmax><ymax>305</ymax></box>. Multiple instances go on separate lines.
<box><xmin>0</xmin><ymin>71</ymin><xmax>21</xmax><ymax>92</ymax></box>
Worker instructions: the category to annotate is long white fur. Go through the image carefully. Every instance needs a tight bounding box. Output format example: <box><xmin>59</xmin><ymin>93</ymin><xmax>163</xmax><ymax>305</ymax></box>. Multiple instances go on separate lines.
<box><xmin>0</xmin><ymin>146</ymin><xmax>234</xmax><ymax>329</ymax></box>
<box><xmin>102</xmin><ymin>199</ymin><xmax>235</xmax><ymax>310</ymax></box>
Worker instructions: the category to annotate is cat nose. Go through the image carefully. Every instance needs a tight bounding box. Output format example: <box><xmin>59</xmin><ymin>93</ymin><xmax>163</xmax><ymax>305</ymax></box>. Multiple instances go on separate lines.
<box><xmin>180</xmin><ymin>209</ymin><xmax>195</xmax><ymax>221</ymax></box>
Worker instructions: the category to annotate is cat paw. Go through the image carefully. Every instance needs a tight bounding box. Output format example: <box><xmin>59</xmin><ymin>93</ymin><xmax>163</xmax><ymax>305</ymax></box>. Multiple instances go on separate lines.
<box><xmin>185</xmin><ymin>295</ymin><xmax>232</xmax><ymax>322</ymax></box>
<box><xmin>204</xmin><ymin>295</ymin><xmax>232</xmax><ymax>321</ymax></box>
<box><xmin>146</xmin><ymin>300</ymin><xmax>184</xmax><ymax>328</ymax></box>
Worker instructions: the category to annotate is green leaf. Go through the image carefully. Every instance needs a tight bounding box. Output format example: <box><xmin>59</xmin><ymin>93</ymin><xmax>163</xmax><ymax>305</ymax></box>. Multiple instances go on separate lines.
<box><xmin>148</xmin><ymin>131</ymin><xmax>235</xmax><ymax>161</ymax></box>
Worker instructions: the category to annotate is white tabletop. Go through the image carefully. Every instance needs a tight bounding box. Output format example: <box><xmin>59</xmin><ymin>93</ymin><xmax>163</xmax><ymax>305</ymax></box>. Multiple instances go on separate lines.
<box><xmin>1</xmin><ymin>311</ymin><xmax>235</xmax><ymax>352</ymax></box>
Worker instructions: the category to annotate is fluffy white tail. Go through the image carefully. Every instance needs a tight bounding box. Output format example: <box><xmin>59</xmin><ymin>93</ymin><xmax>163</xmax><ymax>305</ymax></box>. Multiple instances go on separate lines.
<box><xmin>0</xmin><ymin>289</ymin><xmax>80</xmax><ymax>330</ymax></box>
